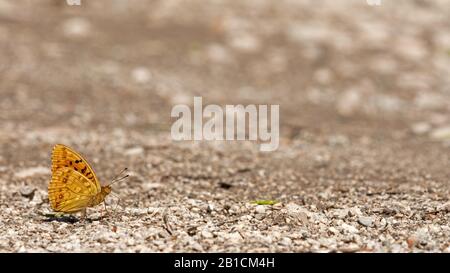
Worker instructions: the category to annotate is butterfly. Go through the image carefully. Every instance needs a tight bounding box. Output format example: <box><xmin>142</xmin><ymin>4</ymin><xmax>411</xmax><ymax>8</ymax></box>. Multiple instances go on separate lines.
<box><xmin>48</xmin><ymin>144</ymin><xmax>127</xmax><ymax>219</ymax></box>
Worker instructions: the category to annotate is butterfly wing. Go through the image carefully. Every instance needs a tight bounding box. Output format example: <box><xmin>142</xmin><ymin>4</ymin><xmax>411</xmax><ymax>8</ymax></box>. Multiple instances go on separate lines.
<box><xmin>48</xmin><ymin>167</ymin><xmax>100</xmax><ymax>213</ymax></box>
<box><xmin>51</xmin><ymin>144</ymin><xmax>101</xmax><ymax>192</ymax></box>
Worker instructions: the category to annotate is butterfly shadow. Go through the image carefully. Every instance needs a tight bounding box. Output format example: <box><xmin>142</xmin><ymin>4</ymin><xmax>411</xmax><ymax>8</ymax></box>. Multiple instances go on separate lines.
<box><xmin>42</xmin><ymin>213</ymin><xmax>110</xmax><ymax>224</ymax></box>
<box><xmin>42</xmin><ymin>214</ymin><xmax>80</xmax><ymax>224</ymax></box>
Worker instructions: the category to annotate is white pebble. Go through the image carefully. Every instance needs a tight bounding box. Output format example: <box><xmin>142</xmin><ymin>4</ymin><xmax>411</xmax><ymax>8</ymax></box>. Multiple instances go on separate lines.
<box><xmin>430</xmin><ymin>126</ymin><xmax>450</xmax><ymax>140</ymax></box>
<box><xmin>62</xmin><ymin>17</ymin><xmax>91</xmax><ymax>38</ymax></box>
<box><xmin>255</xmin><ymin>205</ymin><xmax>266</xmax><ymax>214</ymax></box>
<box><xmin>131</xmin><ymin>67</ymin><xmax>152</xmax><ymax>84</ymax></box>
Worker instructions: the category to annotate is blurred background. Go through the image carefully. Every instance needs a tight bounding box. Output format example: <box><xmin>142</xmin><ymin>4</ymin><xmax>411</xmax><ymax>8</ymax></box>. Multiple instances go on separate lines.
<box><xmin>0</xmin><ymin>0</ymin><xmax>450</xmax><ymax>252</ymax></box>
<box><xmin>0</xmin><ymin>0</ymin><xmax>448</xmax><ymax>136</ymax></box>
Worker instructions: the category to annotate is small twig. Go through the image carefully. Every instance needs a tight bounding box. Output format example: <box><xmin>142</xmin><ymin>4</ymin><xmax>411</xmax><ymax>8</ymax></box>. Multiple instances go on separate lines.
<box><xmin>162</xmin><ymin>211</ymin><xmax>173</xmax><ymax>235</ymax></box>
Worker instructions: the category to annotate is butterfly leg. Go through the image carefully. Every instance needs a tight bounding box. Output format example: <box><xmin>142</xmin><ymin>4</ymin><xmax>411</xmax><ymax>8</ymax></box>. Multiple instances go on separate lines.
<box><xmin>80</xmin><ymin>208</ymin><xmax>87</xmax><ymax>221</ymax></box>
<box><xmin>103</xmin><ymin>201</ymin><xmax>110</xmax><ymax>218</ymax></box>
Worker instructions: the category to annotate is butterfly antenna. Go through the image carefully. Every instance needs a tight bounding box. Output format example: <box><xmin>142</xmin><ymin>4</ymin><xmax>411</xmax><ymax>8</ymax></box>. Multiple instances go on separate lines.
<box><xmin>108</xmin><ymin>168</ymin><xmax>129</xmax><ymax>186</ymax></box>
<box><xmin>110</xmin><ymin>168</ymin><xmax>128</xmax><ymax>182</ymax></box>
<box><xmin>109</xmin><ymin>175</ymin><xmax>129</xmax><ymax>186</ymax></box>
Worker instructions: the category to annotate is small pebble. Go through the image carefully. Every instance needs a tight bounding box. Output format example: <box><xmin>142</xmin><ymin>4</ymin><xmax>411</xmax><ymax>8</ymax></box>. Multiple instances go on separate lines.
<box><xmin>20</xmin><ymin>186</ymin><xmax>36</xmax><ymax>199</ymax></box>
<box><xmin>358</xmin><ymin>216</ymin><xmax>374</xmax><ymax>227</ymax></box>
<box><xmin>255</xmin><ymin>205</ymin><xmax>266</xmax><ymax>214</ymax></box>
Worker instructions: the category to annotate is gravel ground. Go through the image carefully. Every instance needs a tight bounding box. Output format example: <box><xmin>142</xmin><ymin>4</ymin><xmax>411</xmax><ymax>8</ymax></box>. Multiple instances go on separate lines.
<box><xmin>0</xmin><ymin>0</ymin><xmax>450</xmax><ymax>252</ymax></box>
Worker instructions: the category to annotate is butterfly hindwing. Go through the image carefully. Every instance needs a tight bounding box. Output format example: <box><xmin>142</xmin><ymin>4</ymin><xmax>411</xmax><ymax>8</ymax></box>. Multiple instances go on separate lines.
<box><xmin>51</xmin><ymin>144</ymin><xmax>101</xmax><ymax>192</ymax></box>
<box><xmin>48</xmin><ymin>167</ymin><xmax>99</xmax><ymax>213</ymax></box>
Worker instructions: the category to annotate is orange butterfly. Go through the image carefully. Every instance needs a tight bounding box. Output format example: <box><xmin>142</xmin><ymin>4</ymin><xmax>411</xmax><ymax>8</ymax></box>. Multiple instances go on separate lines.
<box><xmin>48</xmin><ymin>144</ymin><xmax>126</xmax><ymax>219</ymax></box>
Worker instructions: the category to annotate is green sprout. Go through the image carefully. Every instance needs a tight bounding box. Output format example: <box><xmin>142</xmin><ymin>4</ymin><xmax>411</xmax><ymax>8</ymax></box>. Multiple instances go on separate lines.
<box><xmin>251</xmin><ymin>200</ymin><xmax>278</xmax><ymax>205</ymax></box>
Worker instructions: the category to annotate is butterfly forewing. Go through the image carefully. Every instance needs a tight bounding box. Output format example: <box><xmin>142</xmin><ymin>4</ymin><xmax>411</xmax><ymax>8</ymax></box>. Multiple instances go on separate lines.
<box><xmin>51</xmin><ymin>144</ymin><xmax>101</xmax><ymax>192</ymax></box>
